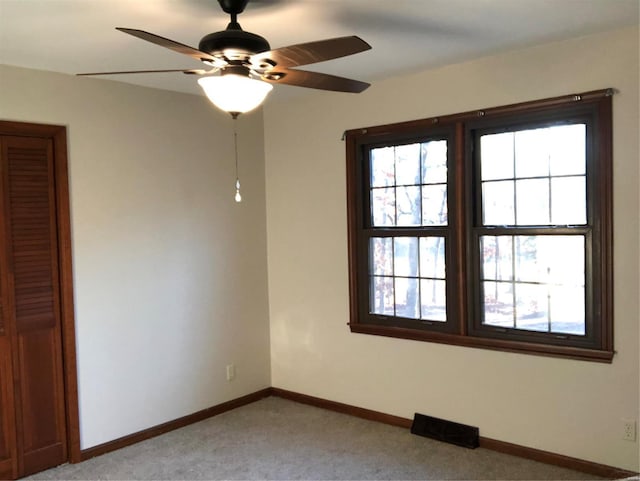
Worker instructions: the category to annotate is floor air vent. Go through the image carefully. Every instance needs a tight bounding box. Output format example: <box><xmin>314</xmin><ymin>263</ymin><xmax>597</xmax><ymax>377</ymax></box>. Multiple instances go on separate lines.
<box><xmin>411</xmin><ymin>413</ymin><xmax>479</xmax><ymax>448</ymax></box>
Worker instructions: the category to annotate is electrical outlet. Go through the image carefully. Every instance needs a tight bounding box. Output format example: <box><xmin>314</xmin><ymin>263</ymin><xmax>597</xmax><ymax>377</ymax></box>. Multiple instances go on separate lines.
<box><xmin>622</xmin><ymin>419</ymin><xmax>636</xmax><ymax>442</ymax></box>
<box><xmin>226</xmin><ymin>364</ymin><xmax>235</xmax><ymax>381</ymax></box>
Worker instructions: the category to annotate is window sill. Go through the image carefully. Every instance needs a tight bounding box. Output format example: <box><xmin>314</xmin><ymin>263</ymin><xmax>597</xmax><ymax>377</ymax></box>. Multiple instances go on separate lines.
<box><xmin>349</xmin><ymin>323</ymin><xmax>614</xmax><ymax>363</ymax></box>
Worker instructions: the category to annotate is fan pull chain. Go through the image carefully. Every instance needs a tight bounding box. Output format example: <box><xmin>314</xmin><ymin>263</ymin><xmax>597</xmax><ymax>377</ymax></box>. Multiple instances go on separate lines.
<box><xmin>233</xmin><ymin>117</ymin><xmax>242</xmax><ymax>203</ymax></box>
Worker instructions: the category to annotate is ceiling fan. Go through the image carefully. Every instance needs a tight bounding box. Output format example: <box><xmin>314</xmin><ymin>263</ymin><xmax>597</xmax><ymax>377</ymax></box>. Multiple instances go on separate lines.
<box><xmin>78</xmin><ymin>0</ymin><xmax>372</xmax><ymax>116</ymax></box>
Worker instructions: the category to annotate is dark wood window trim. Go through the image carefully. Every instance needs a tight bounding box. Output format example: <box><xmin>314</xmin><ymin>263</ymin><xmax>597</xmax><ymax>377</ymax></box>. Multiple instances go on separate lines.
<box><xmin>346</xmin><ymin>89</ymin><xmax>614</xmax><ymax>363</ymax></box>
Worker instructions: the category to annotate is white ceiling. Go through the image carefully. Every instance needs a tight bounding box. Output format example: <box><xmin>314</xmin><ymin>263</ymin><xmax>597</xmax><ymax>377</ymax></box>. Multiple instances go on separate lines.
<box><xmin>1</xmin><ymin>0</ymin><xmax>638</xmax><ymax>101</ymax></box>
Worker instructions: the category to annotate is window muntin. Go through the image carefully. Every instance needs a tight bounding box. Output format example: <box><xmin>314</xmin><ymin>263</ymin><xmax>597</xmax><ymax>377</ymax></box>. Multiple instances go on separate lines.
<box><xmin>346</xmin><ymin>90</ymin><xmax>613</xmax><ymax>362</ymax></box>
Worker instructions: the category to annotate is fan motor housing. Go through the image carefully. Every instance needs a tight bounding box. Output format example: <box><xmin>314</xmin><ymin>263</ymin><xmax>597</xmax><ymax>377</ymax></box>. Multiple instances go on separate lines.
<box><xmin>218</xmin><ymin>0</ymin><xmax>249</xmax><ymax>15</ymax></box>
<box><xmin>199</xmin><ymin>28</ymin><xmax>270</xmax><ymax>56</ymax></box>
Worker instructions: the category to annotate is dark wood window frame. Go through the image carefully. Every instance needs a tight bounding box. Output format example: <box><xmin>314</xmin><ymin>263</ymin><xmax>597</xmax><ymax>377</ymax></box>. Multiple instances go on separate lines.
<box><xmin>345</xmin><ymin>89</ymin><xmax>613</xmax><ymax>362</ymax></box>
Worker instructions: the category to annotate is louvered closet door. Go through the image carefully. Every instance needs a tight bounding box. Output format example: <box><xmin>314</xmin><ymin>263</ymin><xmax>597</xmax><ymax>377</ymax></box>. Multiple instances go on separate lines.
<box><xmin>0</xmin><ymin>302</ymin><xmax>17</xmax><ymax>478</ymax></box>
<box><xmin>1</xmin><ymin>136</ymin><xmax>67</xmax><ymax>477</ymax></box>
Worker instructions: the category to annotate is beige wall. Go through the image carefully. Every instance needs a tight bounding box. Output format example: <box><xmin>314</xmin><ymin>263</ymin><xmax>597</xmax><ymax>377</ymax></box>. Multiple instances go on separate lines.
<box><xmin>264</xmin><ymin>26</ymin><xmax>639</xmax><ymax>471</ymax></box>
<box><xmin>0</xmin><ymin>65</ymin><xmax>272</xmax><ymax>449</ymax></box>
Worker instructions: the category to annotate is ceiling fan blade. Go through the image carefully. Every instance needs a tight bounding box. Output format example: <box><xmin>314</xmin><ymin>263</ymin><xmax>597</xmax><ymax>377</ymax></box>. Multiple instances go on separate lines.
<box><xmin>116</xmin><ymin>28</ymin><xmax>216</xmax><ymax>63</ymax></box>
<box><xmin>77</xmin><ymin>69</ymin><xmax>208</xmax><ymax>76</ymax></box>
<box><xmin>262</xmin><ymin>68</ymin><xmax>369</xmax><ymax>93</ymax></box>
<box><xmin>253</xmin><ymin>36</ymin><xmax>371</xmax><ymax>68</ymax></box>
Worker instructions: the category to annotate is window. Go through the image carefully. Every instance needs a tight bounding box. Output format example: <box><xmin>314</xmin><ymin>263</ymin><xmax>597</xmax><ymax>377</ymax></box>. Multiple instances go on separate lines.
<box><xmin>346</xmin><ymin>90</ymin><xmax>613</xmax><ymax>362</ymax></box>
<box><xmin>365</xmin><ymin>132</ymin><xmax>456</xmax><ymax>332</ymax></box>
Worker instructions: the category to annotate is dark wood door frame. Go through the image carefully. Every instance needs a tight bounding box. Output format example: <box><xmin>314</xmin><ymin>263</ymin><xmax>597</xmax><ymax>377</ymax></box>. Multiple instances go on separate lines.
<box><xmin>0</xmin><ymin>120</ymin><xmax>81</xmax><ymax>464</ymax></box>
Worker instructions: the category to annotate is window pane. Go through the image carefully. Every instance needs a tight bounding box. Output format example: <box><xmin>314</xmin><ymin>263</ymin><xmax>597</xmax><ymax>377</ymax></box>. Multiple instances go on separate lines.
<box><xmin>422</xmin><ymin>140</ymin><xmax>447</xmax><ymax>184</ymax></box>
<box><xmin>551</xmin><ymin>176</ymin><xmax>586</xmax><ymax>225</ymax></box>
<box><xmin>371</xmin><ymin>147</ymin><xmax>395</xmax><ymax>187</ymax></box>
<box><xmin>395</xmin><ymin>144</ymin><xmax>420</xmax><ymax>185</ymax></box>
<box><xmin>395</xmin><ymin>277</ymin><xmax>419</xmax><ymax>318</ymax></box>
<box><xmin>549</xmin><ymin>124</ymin><xmax>586</xmax><ymax>176</ymax></box>
<box><xmin>421</xmin><ymin>279</ymin><xmax>446</xmax><ymax>322</ymax></box>
<box><xmin>515</xmin><ymin>283</ymin><xmax>549</xmax><ymax>332</ymax></box>
<box><xmin>371</xmin><ymin>187</ymin><xmax>395</xmax><ymax>226</ymax></box>
<box><xmin>422</xmin><ymin>184</ymin><xmax>447</xmax><ymax>226</ymax></box>
<box><xmin>419</xmin><ymin>237</ymin><xmax>445</xmax><ymax>279</ymax></box>
<box><xmin>514</xmin><ymin>236</ymin><xmax>584</xmax><ymax>285</ymax></box>
<box><xmin>370</xmin><ymin>237</ymin><xmax>393</xmax><ymax>276</ymax></box>
<box><xmin>483</xmin><ymin>281</ymin><xmax>514</xmax><ymax>328</ymax></box>
<box><xmin>371</xmin><ymin>140</ymin><xmax>450</xmax><ymax>229</ymax></box>
<box><xmin>481</xmin><ymin>123</ymin><xmax>588</xmax><ymax>228</ymax></box>
<box><xmin>546</xmin><ymin>236</ymin><xmax>584</xmax><ymax>286</ymax></box>
<box><xmin>480</xmin><ymin>132</ymin><xmax>514</xmax><ymax>181</ymax></box>
<box><xmin>370</xmin><ymin>276</ymin><xmax>394</xmax><ymax>315</ymax></box>
<box><xmin>396</xmin><ymin>186</ymin><xmax>421</xmax><ymax>226</ymax></box>
<box><xmin>483</xmin><ymin>180</ymin><xmax>515</xmax><ymax>225</ymax></box>
<box><xmin>514</xmin><ymin>236</ymin><xmax>544</xmax><ymax>283</ymax></box>
<box><xmin>550</xmin><ymin>286</ymin><xmax>585</xmax><ymax>335</ymax></box>
<box><xmin>370</xmin><ymin>237</ymin><xmax>448</xmax><ymax>322</ymax></box>
<box><xmin>481</xmin><ymin>236</ymin><xmax>513</xmax><ymax>281</ymax></box>
<box><xmin>482</xmin><ymin>235</ymin><xmax>585</xmax><ymax>335</ymax></box>
<box><xmin>515</xmin><ymin>178</ymin><xmax>549</xmax><ymax>225</ymax></box>
<box><xmin>393</xmin><ymin>237</ymin><xmax>418</xmax><ymax>277</ymax></box>
<box><xmin>514</xmin><ymin>128</ymin><xmax>550</xmax><ymax>178</ymax></box>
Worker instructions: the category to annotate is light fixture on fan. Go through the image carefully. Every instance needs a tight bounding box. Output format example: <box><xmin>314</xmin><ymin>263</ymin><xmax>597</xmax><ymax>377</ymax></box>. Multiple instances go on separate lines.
<box><xmin>77</xmin><ymin>0</ymin><xmax>371</xmax><ymax>204</ymax></box>
<box><xmin>197</xmin><ymin>66</ymin><xmax>273</xmax><ymax>118</ymax></box>
<box><xmin>197</xmin><ymin>66</ymin><xmax>272</xmax><ymax>203</ymax></box>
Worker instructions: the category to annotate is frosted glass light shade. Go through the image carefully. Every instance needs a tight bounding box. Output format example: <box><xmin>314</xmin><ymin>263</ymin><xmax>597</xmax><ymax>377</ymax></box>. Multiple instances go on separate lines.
<box><xmin>198</xmin><ymin>75</ymin><xmax>273</xmax><ymax>114</ymax></box>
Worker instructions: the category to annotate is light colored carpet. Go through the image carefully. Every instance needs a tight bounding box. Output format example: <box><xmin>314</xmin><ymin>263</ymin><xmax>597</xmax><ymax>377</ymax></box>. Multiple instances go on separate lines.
<box><xmin>29</xmin><ymin>397</ymin><xmax>606</xmax><ymax>480</ymax></box>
